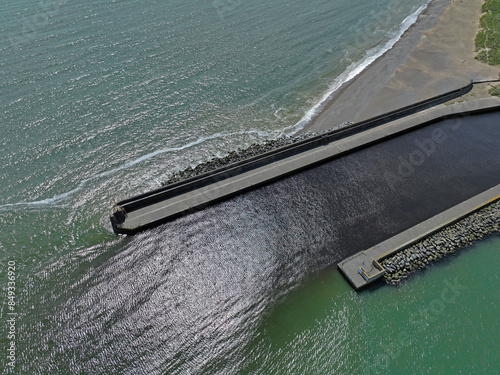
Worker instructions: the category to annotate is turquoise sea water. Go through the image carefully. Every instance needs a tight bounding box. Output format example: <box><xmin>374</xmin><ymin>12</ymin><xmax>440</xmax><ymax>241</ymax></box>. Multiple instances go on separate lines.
<box><xmin>250</xmin><ymin>235</ymin><xmax>500</xmax><ymax>374</ymax></box>
<box><xmin>1</xmin><ymin>0</ymin><xmax>499</xmax><ymax>373</ymax></box>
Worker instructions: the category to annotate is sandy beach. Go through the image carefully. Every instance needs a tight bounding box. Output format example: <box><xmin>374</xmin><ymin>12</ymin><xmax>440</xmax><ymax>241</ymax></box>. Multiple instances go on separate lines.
<box><xmin>304</xmin><ymin>0</ymin><xmax>500</xmax><ymax>133</ymax></box>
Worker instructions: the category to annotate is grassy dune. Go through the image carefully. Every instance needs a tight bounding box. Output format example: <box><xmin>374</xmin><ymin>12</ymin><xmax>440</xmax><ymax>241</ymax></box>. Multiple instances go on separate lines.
<box><xmin>476</xmin><ymin>0</ymin><xmax>500</xmax><ymax>95</ymax></box>
<box><xmin>476</xmin><ymin>0</ymin><xmax>500</xmax><ymax>65</ymax></box>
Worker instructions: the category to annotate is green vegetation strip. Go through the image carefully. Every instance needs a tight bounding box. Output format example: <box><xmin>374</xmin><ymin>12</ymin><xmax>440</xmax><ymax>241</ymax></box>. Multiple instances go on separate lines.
<box><xmin>476</xmin><ymin>0</ymin><xmax>500</xmax><ymax>65</ymax></box>
<box><xmin>489</xmin><ymin>84</ymin><xmax>500</xmax><ymax>96</ymax></box>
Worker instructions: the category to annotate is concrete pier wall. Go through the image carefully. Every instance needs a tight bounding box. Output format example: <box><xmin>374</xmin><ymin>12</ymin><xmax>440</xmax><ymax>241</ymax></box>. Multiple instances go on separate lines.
<box><xmin>111</xmin><ymin>85</ymin><xmax>500</xmax><ymax>235</ymax></box>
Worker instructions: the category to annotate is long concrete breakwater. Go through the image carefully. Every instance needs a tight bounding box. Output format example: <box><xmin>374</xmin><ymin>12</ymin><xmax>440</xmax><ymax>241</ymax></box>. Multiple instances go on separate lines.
<box><xmin>110</xmin><ymin>84</ymin><xmax>499</xmax><ymax>235</ymax></box>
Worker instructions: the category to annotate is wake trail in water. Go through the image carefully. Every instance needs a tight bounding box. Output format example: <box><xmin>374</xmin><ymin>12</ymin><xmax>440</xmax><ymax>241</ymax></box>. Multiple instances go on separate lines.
<box><xmin>0</xmin><ymin>129</ymin><xmax>277</xmax><ymax>210</ymax></box>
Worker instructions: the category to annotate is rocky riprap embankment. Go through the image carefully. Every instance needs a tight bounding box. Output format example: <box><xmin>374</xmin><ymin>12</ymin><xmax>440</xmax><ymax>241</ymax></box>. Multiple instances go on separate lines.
<box><xmin>381</xmin><ymin>200</ymin><xmax>500</xmax><ymax>285</ymax></box>
<box><xmin>161</xmin><ymin>123</ymin><xmax>352</xmax><ymax>187</ymax></box>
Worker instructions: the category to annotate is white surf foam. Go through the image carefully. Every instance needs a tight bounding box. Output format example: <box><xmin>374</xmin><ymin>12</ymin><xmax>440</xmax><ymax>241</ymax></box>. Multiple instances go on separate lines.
<box><xmin>0</xmin><ymin>128</ymin><xmax>276</xmax><ymax>210</ymax></box>
<box><xmin>284</xmin><ymin>1</ymin><xmax>431</xmax><ymax>135</ymax></box>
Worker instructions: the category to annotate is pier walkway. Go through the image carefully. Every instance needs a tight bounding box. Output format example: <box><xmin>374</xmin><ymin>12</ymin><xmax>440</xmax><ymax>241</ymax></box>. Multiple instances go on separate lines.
<box><xmin>111</xmin><ymin>90</ymin><xmax>500</xmax><ymax>235</ymax></box>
